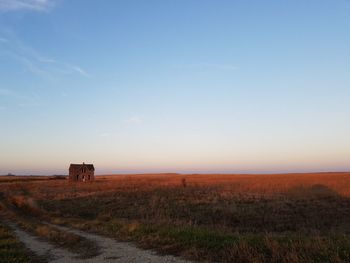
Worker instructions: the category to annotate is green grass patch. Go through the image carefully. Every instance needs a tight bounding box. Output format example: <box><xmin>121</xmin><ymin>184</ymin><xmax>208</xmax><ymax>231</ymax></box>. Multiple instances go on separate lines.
<box><xmin>92</xmin><ymin>219</ymin><xmax>350</xmax><ymax>262</ymax></box>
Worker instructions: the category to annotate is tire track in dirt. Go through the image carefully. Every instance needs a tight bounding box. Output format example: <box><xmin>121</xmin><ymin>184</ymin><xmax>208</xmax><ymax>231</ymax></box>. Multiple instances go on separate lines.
<box><xmin>8</xmin><ymin>222</ymin><xmax>191</xmax><ymax>263</ymax></box>
<box><xmin>7</xmin><ymin>222</ymin><xmax>77</xmax><ymax>263</ymax></box>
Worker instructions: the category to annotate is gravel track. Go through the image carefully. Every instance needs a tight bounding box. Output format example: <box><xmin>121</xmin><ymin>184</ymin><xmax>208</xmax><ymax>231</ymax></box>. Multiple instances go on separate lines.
<box><xmin>8</xmin><ymin>222</ymin><xmax>191</xmax><ymax>263</ymax></box>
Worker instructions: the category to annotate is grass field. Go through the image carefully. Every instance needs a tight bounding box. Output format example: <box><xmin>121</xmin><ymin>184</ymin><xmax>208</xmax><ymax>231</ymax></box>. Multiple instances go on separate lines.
<box><xmin>1</xmin><ymin>172</ymin><xmax>350</xmax><ymax>262</ymax></box>
<box><xmin>0</xmin><ymin>221</ymin><xmax>31</xmax><ymax>263</ymax></box>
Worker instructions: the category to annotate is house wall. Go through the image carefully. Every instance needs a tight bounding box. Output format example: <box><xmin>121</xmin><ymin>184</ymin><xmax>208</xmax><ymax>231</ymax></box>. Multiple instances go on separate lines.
<box><xmin>69</xmin><ymin>169</ymin><xmax>94</xmax><ymax>181</ymax></box>
<box><xmin>68</xmin><ymin>170</ymin><xmax>76</xmax><ymax>181</ymax></box>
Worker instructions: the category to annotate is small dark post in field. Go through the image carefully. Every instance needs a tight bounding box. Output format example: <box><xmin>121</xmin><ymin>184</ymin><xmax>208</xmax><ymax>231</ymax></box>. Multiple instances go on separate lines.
<box><xmin>181</xmin><ymin>177</ymin><xmax>187</xmax><ymax>188</ymax></box>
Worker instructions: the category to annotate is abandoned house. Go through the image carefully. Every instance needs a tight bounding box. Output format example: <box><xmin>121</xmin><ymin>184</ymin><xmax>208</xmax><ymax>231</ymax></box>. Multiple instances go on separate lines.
<box><xmin>69</xmin><ymin>163</ymin><xmax>95</xmax><ymax>182</ymax></box>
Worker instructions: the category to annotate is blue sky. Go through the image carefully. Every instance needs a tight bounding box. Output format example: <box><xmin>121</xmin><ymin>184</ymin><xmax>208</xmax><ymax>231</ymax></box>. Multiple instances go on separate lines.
<box><xmin>0</xmin><ymin>0</ymin><xmax>350</xmax><ymax>175</ymax></box>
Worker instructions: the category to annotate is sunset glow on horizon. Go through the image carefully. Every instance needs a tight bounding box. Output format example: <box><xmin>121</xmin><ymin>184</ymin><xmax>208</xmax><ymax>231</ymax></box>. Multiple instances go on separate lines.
<box><xmin>1</xmin><ymin>1</ymin><xmax>350</xmax><ymax>175</ymax></box>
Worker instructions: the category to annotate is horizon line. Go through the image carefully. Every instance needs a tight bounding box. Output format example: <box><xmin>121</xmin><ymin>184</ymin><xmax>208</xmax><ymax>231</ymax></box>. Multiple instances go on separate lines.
<box><xmin>2</xmin><ymin>170</ymin><xmax>350</xmax><ymax>177</ymax></box>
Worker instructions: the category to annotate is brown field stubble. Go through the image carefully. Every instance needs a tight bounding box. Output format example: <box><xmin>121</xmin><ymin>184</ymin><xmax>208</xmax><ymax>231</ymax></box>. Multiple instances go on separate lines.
<box><xmin>2</xmin><ymin>172</ymin><xmax>350</xmax><ymax>262</ymax></box>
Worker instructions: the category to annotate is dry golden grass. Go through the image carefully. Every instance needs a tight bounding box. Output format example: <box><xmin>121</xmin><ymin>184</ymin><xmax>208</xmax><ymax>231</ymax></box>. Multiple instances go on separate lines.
<box><xmin>2</xmin><ymin>172</ymin><xmax>350</xmax><ymax>262</ymax></box>
<box><xmin>0</xmin><ymin>198</ymin><xmax>101</xmax><ymax>259</ymax></box>
<box><xmin>4</xmin><ymin>172</ymin><xmax>350</xmax><ymax>199</ymax></box>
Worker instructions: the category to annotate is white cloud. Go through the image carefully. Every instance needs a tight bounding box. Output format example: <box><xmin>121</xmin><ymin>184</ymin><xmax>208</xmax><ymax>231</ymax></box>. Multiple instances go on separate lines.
<box><xmin>176</xmin><ymin>63</ymin><xmax>239</xmax><ymax>71</ymax></box>
<box><xmin>69</xmin><ymin>65</ymin><xmax>91</xmax><ymax>78</ymax></box>
<box><xmin>18</xmin><ymin>102</ymin><xmax>40</xmax><ymax>107</ymax></box>
<box><xmin>99</xmin><ymin>132</ymin><xmax>111</xmax><ymax>137</ymax></box>
<box><xmin>0</xmin><ymin>37</ymin><xmax>9</xmax><ymax>43</ymax></box>
<box><xmin>0</xmin><ymin>88</ymin><xmax>13</xmax><ymax>96</ymax></box>
<box><xmin>0</xmin><ymin>0</ymin><xmax>54</xmax><ymax>12</ymax></box>
<box><xmin>0</xmin><ymin>34</ymin><xmax>90</xmax><ymax>79</ymax></box>
<box><xmin>13</xmin><ymin>53</ymin><xmax>51</xmax><ymax>78</ymax></box>
<box><xmin>0</xmin><ymin>88</ymin><xmax>41</xmax><ymax>107</ymax></box>
<box><xmin>124</xmin><ymin>116</ymin><xmax>143</xmax><ymax>124</ymax></box>
<box><xmin>37</xmin><ymin>56</ymin><xmax>57</xmax><ymax>63</ymax></box>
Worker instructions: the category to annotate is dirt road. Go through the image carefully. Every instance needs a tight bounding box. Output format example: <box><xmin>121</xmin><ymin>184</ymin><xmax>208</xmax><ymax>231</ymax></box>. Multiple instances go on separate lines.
<box><xmin>8</xmin><ymin>222</ymin><xmax>191</xmax><ymax>263</ymax></box>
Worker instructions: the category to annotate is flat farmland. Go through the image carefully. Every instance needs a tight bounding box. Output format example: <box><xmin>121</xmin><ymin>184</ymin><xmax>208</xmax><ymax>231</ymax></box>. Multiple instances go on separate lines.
<box><xmin>1</xmin><ymin>173</ymin><xmax>350</xmax><ymax>262</ymax></box>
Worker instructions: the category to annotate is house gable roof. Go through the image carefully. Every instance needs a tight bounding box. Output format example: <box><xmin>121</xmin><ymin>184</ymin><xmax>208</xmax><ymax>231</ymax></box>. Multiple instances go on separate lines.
<box><xmin>69</xmin><ymin>163</ymin><xmax>95</xmax><ymax>172</ymax></box>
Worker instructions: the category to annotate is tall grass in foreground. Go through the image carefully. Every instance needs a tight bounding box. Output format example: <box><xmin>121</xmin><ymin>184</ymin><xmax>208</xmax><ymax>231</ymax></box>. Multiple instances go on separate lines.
<box><xmin>0</xmin><ymin>195</ymin><xmax>101</xmax><ymax>259</ymax></box>
<box><xmin>0</xmin><ymin>222</ymin><xmax>30</xmax><ymax>263</ymax></box>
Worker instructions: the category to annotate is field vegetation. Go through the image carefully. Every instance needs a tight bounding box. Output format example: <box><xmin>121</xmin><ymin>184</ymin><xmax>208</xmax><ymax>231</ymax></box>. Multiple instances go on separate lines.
<box><xmin>1</xmin><ymin>172</ymin><xmax>350</xmax><ymax>262</ymax></box>
<box><xmin>0</xmin><ymin>221</ymin><xmax>32</xmax><ymax>263</ymax></box>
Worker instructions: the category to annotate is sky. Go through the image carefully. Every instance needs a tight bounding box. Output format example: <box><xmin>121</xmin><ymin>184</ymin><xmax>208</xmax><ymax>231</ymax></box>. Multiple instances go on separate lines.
<box><xmin>0</xmin><ymin>0</ymin><xmax>350</xmax><ymax>175</ymax></box>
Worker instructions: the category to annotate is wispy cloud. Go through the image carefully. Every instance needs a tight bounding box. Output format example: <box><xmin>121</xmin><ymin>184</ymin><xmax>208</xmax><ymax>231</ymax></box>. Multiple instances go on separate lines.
<box><xmin>10</xmin><ymin>52</ymin><xmax>51</xmax><ymax>78</ymax></box>
<box><xmin>99</xmin><ymin>132</ymin><xmax>111</xmax><ymax>137</ymax></box>
<box><xmin>124</xmin><ymin>116</ymin><xmax>143</xmax><ymax>124</ymax></box>
<box><xmin>0</xmin><ymin>37</ymin><xmax>9</xmax><ymax>43</ymax></box>
<box><xmin>69</xmin><ymin>65</ymin><xmax>91</xmax><ymax>78</ymax></box>
<box><xmin>0</xmin><ymin>0</ymin><xmax>54</xmax><ymax>12</ymax></box>
<box><xmin>176</xmin><ymin>63</ymin><xmax>239</xmax><ymax>71</ymax></box>
<box><xmin>0</xmin><ymin>88</ymin><xmax>13</xmax><ymax>96</ymax></box>
<box><xmin>0</xmin><ymin>88</ymin><xmax>41</xmax><ymax>107</ymax></box>
<box><xmin>0</xmin><ymin>33</ymin><xmax>91</xmax><ymax>79</ymax></box>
